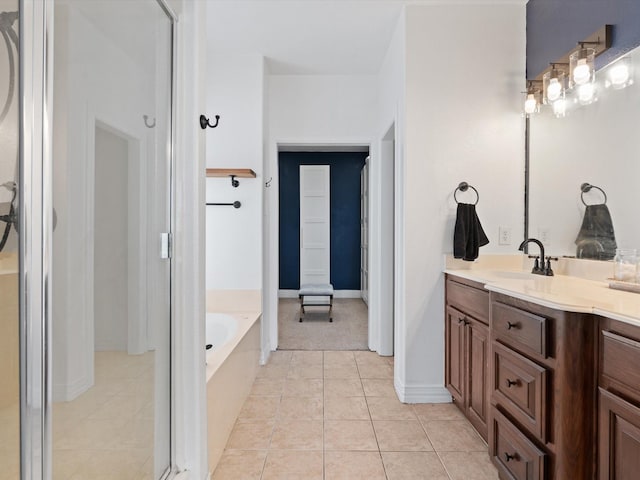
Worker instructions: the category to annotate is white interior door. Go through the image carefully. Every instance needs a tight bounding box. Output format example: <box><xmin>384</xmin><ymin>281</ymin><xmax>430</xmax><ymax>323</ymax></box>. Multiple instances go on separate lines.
<box><xmin>300</xmin><ymin>165</ymin><xmax>330</xmax><ymax>286</ymax></box>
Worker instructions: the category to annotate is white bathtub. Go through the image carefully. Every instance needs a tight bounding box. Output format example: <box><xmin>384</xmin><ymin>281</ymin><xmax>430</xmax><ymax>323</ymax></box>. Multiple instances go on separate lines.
<box><xmin>205</xmin><ymin>310</ymin><xmax>261</xmax><ymax>475</ymax></box>
<box><xmin>206</xmin><ymin>313</ymin><xmax>238</xmax><ymax>351</ymax></box>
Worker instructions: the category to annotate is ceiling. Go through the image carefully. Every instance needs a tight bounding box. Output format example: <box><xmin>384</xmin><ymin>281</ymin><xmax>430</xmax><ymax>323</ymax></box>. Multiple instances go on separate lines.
<box><xmin>206</xmin><ymin>0</ymin><xmax>407</xmax><ymax>75</ymax></box>
<box><xmin>206</xmin><ymin>0</ymin><xmax>527</xmax><ymax>75</ymax></box>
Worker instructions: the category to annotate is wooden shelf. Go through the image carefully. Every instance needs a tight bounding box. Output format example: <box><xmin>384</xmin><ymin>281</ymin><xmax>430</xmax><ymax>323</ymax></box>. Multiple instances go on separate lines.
<box><xmin>206</xmin><ymin>168</ymin><xmax>256</xmax><ymax>178</ymax></box>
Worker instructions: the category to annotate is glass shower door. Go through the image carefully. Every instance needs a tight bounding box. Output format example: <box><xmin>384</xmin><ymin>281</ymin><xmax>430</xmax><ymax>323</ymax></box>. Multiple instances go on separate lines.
<box><xmin>50</xmin><ymin>1</ymin><xmax>173</xmax><ymax>478</ymax></box>
<box><xmin>0</xmin><ymin>0</ymin><xmax>20</xmax><ymax>478</ymax></box>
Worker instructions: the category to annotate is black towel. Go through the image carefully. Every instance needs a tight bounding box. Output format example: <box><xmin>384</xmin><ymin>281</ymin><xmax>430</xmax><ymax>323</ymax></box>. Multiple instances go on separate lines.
<box><xmin>575</xmin><ymin>203</ymin><xmax>617</xmax><ymax>260</ymax></box>
<box><xmin>453</xmin><ymin>203</ymin><xmax>489</xmax><ymax>261</ymax></box>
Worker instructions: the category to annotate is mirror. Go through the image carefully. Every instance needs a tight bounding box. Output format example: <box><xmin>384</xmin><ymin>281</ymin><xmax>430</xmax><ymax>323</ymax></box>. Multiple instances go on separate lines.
<box><xmin>528</xmin><ymin>43</ymin><xmax>640</xmax><ymax>260</ymax></box>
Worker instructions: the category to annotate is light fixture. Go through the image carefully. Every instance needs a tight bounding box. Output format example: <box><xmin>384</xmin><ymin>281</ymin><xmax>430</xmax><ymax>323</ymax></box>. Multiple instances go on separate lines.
<box><xmin>570</xmin><ymin>45</ymin><xmax>596</xmax><ymax>88</ymax></box>
<box><xmin>525</xmin><ymin>25</ymin><xmax>616</xmax><ymax>117</ymax></box>
<box><xmin>543</xmin><ymin>67</ymin><xmax>566</xmax><ymax>105</ymax></box>
<box><xmin>552</xmin><ymin>98</ymin><xmax>567</xmax><ymax>118</ymax></box>
<box><xmin>605</xmin><ymin>56</ymin><xmax>633</xmax><ymax>89</ymax></box>
<box><xmin>523</xmin><ymin>81</ymin><xmax>542</xmax><ymax>116</ymax></box>
<box><xmin>576</xmin><ymin>82</ymin><xmax>597</xmax><ymax>105</ymax></box>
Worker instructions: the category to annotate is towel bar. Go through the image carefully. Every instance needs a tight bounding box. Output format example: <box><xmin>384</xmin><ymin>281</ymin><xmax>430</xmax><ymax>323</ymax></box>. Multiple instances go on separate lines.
<box><xmin>206</xmin><ymin>201</ymin><xmax>241</xmax><ymax>208</ymax></box>
<box><xmin>454</xmin><ymin>181</ymin><xmax>479</xmax><ymax>205</ymax></box>
<box><xmin>580</xmin><ymin>183</ymin><xmax>607</xmax><ymax>205</ymax></box>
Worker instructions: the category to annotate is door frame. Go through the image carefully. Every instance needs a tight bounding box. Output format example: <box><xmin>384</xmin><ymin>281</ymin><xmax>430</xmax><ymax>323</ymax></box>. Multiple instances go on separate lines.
<box><xmin>373</xmin><ymin>122</ymin><xmax>396</xmax><ymax>356</ymax></box>
<box><xmin>265</xmin><ymin>140</ymin><xmax>372</xmax><ymax>358</ymax></box>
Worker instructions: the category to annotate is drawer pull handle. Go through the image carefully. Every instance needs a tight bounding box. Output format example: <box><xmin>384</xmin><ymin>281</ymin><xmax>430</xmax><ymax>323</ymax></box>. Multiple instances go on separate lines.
<box><xmin>506</xmin><ymin>321</ymin><xmax>519</xmax><ymax>330</ymax></box>
<box><xmin>506</xmin><ymin>379</ymin><xmax>520</xmax><ymax>388</ymax></box>
<box><xmin>458</xmin><ymin>316</ymin><xmax>470</xmax><ymax>326</ymax></box>
<box><xmin>504</xmin><ymin>452</ymin><xmax>518</xmax><ymax>462</ymax></box>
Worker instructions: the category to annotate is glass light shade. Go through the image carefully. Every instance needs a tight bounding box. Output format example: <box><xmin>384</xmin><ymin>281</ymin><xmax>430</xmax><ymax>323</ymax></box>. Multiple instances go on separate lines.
<box><xmin>552</xmin><ymin>98</ymin><xmax>567</xmax><ymax>118</ymax></box>
<box><xmin>605</xmin><ymin>57</ymin><xmax>633</xmax><ymax>90</ymax></box>
<box><xmin>577</xmin><ymin>83</ymin><xmax>596</xmax><ymax>105</ymax></box>
<box><xmin>547</xmin><ymin>78</ymin><xmax>562</xmax><ymax>100</ymax></box>
<box><xmin>570</xmin><ymin>48</ymin><xmax>595</xmax><ymax>87</ymax></box>
<box><xmin>543</xmin><ymin>69</ymin><xmax>565</xmax><ymax>105</ymax></box>
<box><xmin>524</xmin><ymin>91</ymin><xmax>541</xmax><ymax>115</ymax></box>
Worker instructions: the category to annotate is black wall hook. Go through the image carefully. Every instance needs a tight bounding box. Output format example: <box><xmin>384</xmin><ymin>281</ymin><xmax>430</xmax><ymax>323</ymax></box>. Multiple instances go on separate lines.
<box><xmin>143</xmin><ymin>115</ymin><xmax>156</xmax><ymax>128</ymax></box>
<box><xmin>200</xmin><ymin>114</ymin><xmax>220</xmax><ymax>129</ymax></box>
<box><xmin>230</xmin><ymin>175</ymin><xmax>239</xmax><ymax>188</ymax></box>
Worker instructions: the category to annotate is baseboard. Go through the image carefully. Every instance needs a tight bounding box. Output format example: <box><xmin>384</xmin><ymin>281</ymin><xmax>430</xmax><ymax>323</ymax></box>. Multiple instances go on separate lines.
<box><xmin>334</xmin><ymin>290</ymin><xmax>362</xmax><ymax>298</ymax></box>
<box><xmin>260</xmin><ymin>348</ymin><xmax>271</xmax><ymax>365</ymax></box>
<box><xmin>53</xmin><ymin>374</ymin><xmax>92</xmax><ymax>402</ymax></box>
<box><xmin>278</xmin><ymin>289</ymin><xmax>363</xmax><ymax>299</ymax></box>
<box><xmin>278</xmin><ymin>290</ymin><xmax>298</xmax><ymax>298</ymax></box>
<box><xmin>394</xmin><ymin>379</ymin><xmax>452</xmax><ymax>404</ymax></box>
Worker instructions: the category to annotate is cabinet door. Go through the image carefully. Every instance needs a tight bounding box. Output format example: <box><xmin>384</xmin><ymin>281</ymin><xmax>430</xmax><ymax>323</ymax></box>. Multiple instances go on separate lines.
<box><xmin>446</xmin><ymin>306</ymin><xmax>466</xmax><ymax>407</ymax></box>
<box><xmin>467</xmin><ymin>318</ymin><xmax>488</xmax><ymax>441</ymax></box>
<box><xmin>599</xmin><ymin>388</ymin><xmax>640</xmax><ymax>480</ymax></box>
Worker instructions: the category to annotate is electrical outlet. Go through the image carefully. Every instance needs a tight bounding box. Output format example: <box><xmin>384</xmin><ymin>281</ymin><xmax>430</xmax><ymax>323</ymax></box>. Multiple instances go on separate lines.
<box><xmin>499</xmin><ymin>226</ymin><xmax>512</xmax><ymax>245</ymax></box>
<box><xmin>538</xmin><ymin>227</ymin><xmax>550</xmax><ymax>244</ymax></box>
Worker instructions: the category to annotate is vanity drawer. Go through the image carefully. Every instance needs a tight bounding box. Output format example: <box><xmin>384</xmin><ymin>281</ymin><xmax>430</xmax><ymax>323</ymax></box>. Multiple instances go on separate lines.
<box><xmin>491</xmin><ymin>408</ymin><xmax>546</xmax><ymax>480</ymax></box>
<box><xmin>447</xmin><ymin>278</ymin><xmax>489</xmax><ymax>324</ymax></box>
<box><xmin>492</xmin><ymin>302</ymin><xmax>548</xmax><ymax>359</ymax></box>
<box><xmin>492</xmin><ymin>342</ymin><xmax>548</xmax><ymax>443</ymax></box>
<box><xmin>601</xmin><ymin>330</ymin><xmax>640</xmax><ymax>396</ymax></box>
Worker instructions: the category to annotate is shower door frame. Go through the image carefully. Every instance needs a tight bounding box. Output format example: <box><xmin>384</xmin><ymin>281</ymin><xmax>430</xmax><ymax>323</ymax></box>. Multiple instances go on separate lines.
<box><xmin>19</xmin><ymin>0</ymin><xmax>179</xmax><ymax>478</ymax></box>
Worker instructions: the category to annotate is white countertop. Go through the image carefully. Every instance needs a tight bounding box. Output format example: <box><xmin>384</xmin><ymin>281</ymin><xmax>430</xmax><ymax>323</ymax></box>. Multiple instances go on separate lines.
<box><xmin>444</xmin><ymin>267</ymin><xmax>640</xmax><ymax>328</ymax></box>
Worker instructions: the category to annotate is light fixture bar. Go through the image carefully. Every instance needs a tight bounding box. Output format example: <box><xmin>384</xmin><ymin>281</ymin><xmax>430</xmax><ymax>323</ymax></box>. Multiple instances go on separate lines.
<box><xmin>531</xmin><ymin>25</ymin><xmax>612</xmax><ymax>82</ymax></box>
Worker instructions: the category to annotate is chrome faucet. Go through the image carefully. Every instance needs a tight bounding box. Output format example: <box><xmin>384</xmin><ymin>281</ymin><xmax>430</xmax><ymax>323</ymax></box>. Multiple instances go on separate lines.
<box><xmin>518</xmin><ymin>238</ymin><xmax>554</xmax><ymax>276</ymax></box>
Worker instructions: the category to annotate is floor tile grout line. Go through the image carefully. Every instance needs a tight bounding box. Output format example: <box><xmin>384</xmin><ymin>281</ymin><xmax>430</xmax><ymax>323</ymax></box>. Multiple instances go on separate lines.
<box><xmin>359</xmin><ymin>363</ymin><xmax>390</xmax><ymax>480</ymax></box>
<box><xmin>413</xmin><ymin>407</ymin><xmax>439</xmax><ymax>453</ymax></box>
<box><xmin>433</xmin><ymin>449</ymin><xmax>455</xmax><ymax>480</ymax></box>
<box><xmin>258</xmin><ymin>353</ymin><xmax>291</xmax><ymax>480</ymax></box>
<box><xmin>322</xmin><ymin>350</ymin><xmax>326</xmax><ymax>480</ymax></box>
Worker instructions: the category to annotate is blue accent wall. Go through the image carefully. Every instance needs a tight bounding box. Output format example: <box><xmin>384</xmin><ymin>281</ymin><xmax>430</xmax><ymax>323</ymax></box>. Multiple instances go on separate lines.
<box><xmin>279</xmin><ymin>152</ymin><xmax>367</xmax><ymax>290</ymax></box>
<box><xmin>527</xmin><ymin>0</ymin><xmax>640</xmax><ymax>79</ymax></box>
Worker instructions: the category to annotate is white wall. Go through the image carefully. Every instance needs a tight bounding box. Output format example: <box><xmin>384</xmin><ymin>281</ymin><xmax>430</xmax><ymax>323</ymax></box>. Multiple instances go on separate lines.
<box><xmin>371</xmin><ymin>11</ymin><xmax>406</xmax><ymax>357</ymax></box>
<box><xmin>264</xmin><ymin>74</ymin><xmax>378</xmax><ymax>351</ymax></box>
<box><xmin>205</xmin><ymin>54</ymin><xmax>264</xmax><ymax>290</ymax></box>
<box><xmin>398</xmin><ymin>3</ymin><xmax>526</xmax><ymax>401</ymax></box>
<box><xmin>166</xmin><ymin>0</ymin><xmax>208</xmax><ymax>476</ymax></box>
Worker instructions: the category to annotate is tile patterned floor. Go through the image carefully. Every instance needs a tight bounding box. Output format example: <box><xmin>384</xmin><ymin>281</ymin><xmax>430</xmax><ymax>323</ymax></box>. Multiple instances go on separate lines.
<box><xmin>52</xmin><ymin>351</ymin><xmax>156</xmax><ymax>480</ymax></box>
<box><xmin>213</xmin><ymin>350</ymin><xmax>498</xmax><ymax>480</ymax></box>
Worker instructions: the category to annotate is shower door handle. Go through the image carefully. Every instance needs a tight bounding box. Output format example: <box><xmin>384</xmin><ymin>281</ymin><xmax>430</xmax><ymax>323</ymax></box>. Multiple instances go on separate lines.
<box><xmin>160</xmin><ymin>232</ymin><xmax>172</xmax><ymax>259</ymax></box>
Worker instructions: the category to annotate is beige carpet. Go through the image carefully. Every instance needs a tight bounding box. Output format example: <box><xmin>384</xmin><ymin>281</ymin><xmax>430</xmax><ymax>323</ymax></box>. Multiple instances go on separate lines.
<box><xmin>278</xmin><ymin>298</ymin><xmax>368</xmax><ymax>350</ymax></box>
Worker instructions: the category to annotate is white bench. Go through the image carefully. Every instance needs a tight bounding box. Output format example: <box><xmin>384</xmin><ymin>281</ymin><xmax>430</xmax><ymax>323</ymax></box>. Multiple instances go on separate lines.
<box><xmin>298</xmin><ymin>284</ymin><xmax>334</xmax><ymax>322</ymax></box>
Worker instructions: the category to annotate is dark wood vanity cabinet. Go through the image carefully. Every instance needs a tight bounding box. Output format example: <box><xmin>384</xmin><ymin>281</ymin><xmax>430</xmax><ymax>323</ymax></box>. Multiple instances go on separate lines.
<box><xmin>599</xmin><ymin>318</ymin><xmax>640</xmax><ymax>480</ymax></box>
<box><xmin>445</xmin><ymin>275</ymin><xmax>490</xmax><ymax>441</ymax></box>
<box><xmin>445</xmin><ymin>273</ymin><xmax>640</xmax><ymax>479</ymax></box>
<box><xmin>489</xmin><ymin>293</ymin><xmax>598</xmax><ymax>480</ymax></box>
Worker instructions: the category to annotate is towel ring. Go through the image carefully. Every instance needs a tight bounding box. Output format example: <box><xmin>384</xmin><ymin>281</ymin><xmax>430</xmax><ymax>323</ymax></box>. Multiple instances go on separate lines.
<box><xmin>580</xmin><ymin>182</ymin><xmax>607</xmax><ymax>206</ymax></box>
<box><xmin>454</xmin><ymin>182</ymin><xmax>479</xmax><ymax>205</ymax></box>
